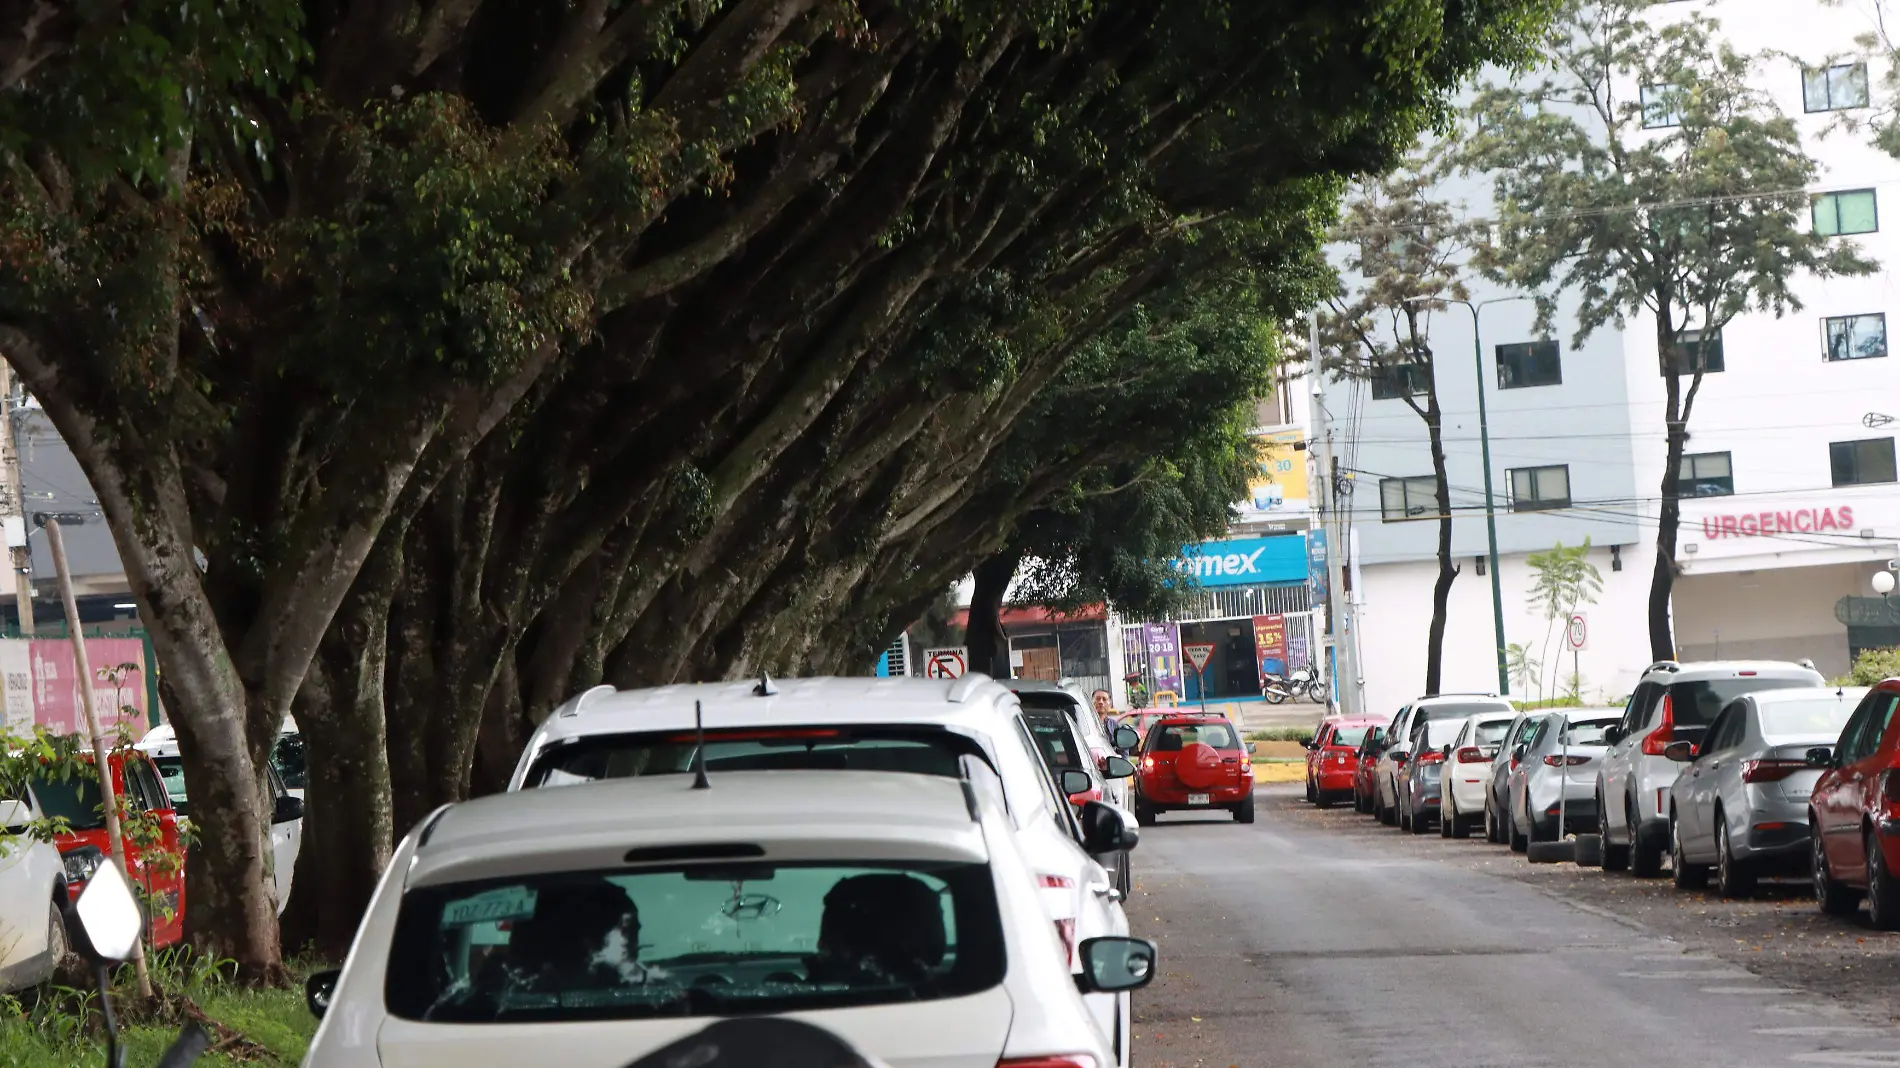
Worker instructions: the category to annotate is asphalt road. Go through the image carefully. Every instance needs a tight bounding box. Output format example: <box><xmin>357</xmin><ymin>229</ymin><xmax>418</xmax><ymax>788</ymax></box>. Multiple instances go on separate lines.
<box><xmin>1130</xmin><ymin>785</ymin><xmax>1900</xmax><ymax>1068</ymax></box>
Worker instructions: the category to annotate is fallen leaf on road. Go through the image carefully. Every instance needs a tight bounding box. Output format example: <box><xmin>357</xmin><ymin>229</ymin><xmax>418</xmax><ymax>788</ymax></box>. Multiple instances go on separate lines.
<box><xmin>1191</xmin><ymin>1017</ymin><xmax>1202</xmax><ymax>1022</ymax></box>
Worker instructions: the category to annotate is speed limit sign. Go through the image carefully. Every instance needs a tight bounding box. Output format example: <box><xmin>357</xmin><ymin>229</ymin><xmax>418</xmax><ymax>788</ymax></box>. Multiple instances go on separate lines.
<box><xmin>1566</xmin><ymin>613</ymin><xmax>1588</xmax><ymax>651</ymax></box>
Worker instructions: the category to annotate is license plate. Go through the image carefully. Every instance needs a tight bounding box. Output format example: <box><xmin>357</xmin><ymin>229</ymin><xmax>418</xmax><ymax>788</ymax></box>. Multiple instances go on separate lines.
<box><xmin>1188</xmin><ymin>793</ymin><xmax>1211</xmax><ymax>805</ymax></box>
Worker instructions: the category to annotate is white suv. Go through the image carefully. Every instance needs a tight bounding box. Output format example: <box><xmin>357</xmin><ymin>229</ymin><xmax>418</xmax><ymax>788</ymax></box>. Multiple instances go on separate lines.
<box><xmin>1595</xmin><ymin>659</ymin><xmax>1824</xmax><ymax>876</ymax></box>
<box><xmin>1373</xmin><ymin>695</ymin><xmax>1514</xmax><ymax>825</ymax></box>
<box><xmin>507</xmin><ymin>675</ymin><xmax>1140</xmax><ymax>1066</ymax></box>
<box><xmin>302</xmin><ymin>768</ymin><xmax>1153</xmax><ymax>1068</ymax></box>
<box><xmin>0</xmin><ymin>789</ymin><xmax>68</xmax><ymax>992</ymax></box>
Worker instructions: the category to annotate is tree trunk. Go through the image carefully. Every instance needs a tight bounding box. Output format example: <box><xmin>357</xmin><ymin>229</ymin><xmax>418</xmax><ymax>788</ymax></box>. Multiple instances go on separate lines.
<box><xmin>1424</xmin><ymin>392</ymin><xmax>1458</xmax><ymax>696</ymax></box>
<box><xmin>1651</xmin><ymin>325</ymin><xmax>1686</xmax><ymax>662</ymax></box>
<box><xmin>965</xmin><ymin>550</ymin><xmax>1020</xmax><ymax>678</ymax></box>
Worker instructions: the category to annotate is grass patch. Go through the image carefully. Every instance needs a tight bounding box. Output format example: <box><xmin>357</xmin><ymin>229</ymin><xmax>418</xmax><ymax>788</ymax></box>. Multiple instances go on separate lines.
<box><xmin>1245</xmin><ymin>726</ymin><xmax>1317</xmax><ymax>744</ymax></box>
<box><xmin>0</xmin><ymin>947</ymin><xmax>322</xmax><ymax>1068</ymax></box>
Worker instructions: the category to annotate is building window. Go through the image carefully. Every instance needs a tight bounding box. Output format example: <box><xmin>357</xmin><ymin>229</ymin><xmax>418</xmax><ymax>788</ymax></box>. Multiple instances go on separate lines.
<box><xmin>1804</xmin><ymin>64</ymin><xmax>1870</xmax><ymax>112</ymax></box>
<box><xmin>1370</xmin><ymin>361</ymin><xmax>1430</xmax><ymax>401</ymax></box>
<box><xmin>1824</xmin><ymin>313</ymin><xmax>1888</xmax><ymax>362</ymax></box>
<box><xmin>1679</xmin><ymin>451</ymin><xmax>1733</xmax><ymax>498</ymax></box>
<box><xmin>1495</xmin><ymin>340</ymin><xmax>1562</xmax><ymax>389</ymax></box>
<box><xmin>1379</xmin><ymin>476</ymin><xmax>1439</xmax><ymax>522</ymax></box>
<box><xmin>1830</xmin><ymin>437</ymin><xmax>1898</xmax><ymax>487</ymax></box>
<box><xmin>1661</xmin><ymin>328</ymin><xmax>1724</xmax><ymax>375</ymax></box>
<box><xmin>1508</xmin><ymin>465</ymin><xmax>1571</xmax><ymax>511</ymax></box>
<box><xmin>1813</xmin><ymin>190</ymin><xmax>1878</xmax><ymax>236</ymax></box>
<box><xmin>1641</xmin><ymin>84</ymin><xmax>1681</xmax><ymax>128</ymax></box>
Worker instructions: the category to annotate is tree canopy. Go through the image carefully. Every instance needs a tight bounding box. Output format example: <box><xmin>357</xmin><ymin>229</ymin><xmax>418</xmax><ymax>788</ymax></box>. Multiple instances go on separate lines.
<box><xmin>1</xmin><ymin>0</ymin><xmax>1558</xmax><ymax>972</ymax></box>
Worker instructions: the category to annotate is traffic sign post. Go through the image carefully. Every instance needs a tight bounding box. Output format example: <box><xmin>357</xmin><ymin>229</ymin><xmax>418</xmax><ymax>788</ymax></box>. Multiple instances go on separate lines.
<box><xmin>923</xmin><ymin>647</ymin><xmax>968</xmax><ymax>680</ymax></box>
<box><xmin>1183</xmin><ymin>642</ymin><xmax>1216</xmax><ymax>713</ymax></box>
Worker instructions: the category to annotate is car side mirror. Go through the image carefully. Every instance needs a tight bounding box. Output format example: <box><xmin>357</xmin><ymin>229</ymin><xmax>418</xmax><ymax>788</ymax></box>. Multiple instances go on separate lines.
<box><xmin>273</xmin><ymin>794</ymin><xmax>305</xmax><ymax>825</ymax></box>
<box><xmin>1246</xmin><ymin>742</ymin><xmax>1257</xmax><ymax>755</ymax></box>
<box><xmin>1605</xmin><ymin>725</ymin><xmax>1625</xmax><ymax>745</ymax></box>
<box><xmin>1805</xmin><ymin>746</ymin><xmax>1834</xmax><ymax>769</ymax></box>
<box><xmin>1058</xmin><ymin>769</ymin><xmax>1094</xmax><ymax>798</ymax></box>
<box><xmin>1441</xmin><ymin>744</ymin><xmax>1453</xmax><ymax>758</ymax></box>
<box><xmin>1075</xmin><ymin>936</ymin><xmax>1157</xmax><ymax>994</ymax></box>
<box><xmin>1112</xmin><ymin>726</ymin><xmax>1140</xmax><ymax>752</ymax></box>
<box><xmin>1512</xmin><ymin>744</ymin><xmax>1527</xmax><ymax>763</ymax></box>
<box><xmin>306</xmin><ymin>968</ymin><xmax>341</xmax><ymax>1019</ymax></box>
<box><xmin>1079</xmin><ymin>800</ymin><xmax>1138</xmax><ymax>855</ymax></box>
<box><xmin>1103</xmin><ymin>756</ymin><xmax>1136</xmax><ymax>780</ymax></box>
<box><xmin>1663</xmin><ymin>740</ymin><xmax>1696</xmax><ymax>762</ymax></box>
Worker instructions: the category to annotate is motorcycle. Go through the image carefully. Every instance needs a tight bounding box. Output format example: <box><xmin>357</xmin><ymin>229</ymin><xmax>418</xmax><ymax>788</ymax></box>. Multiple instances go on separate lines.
<box><xmin>63</xmin><ymin>856</ymin><xmax>209</xmax><ymax>1068</ymax></box>
<box><xmin>1262</xmin><ymin>666</ymin><xmax>1327</xmax><ymax>705</ymax></box>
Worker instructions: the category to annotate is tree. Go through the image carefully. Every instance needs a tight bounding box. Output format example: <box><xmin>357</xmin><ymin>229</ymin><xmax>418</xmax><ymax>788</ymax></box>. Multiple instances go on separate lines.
<box><xmin>1838</xmin><ymin>646</ymin><xmax>1900</xmax><ymax>686</ymax></box>
<box><xmin>1320</xmin><ymin>160</ymin><xmax>1493</xmax><ymax>696</ymax></box>
<box><xmin>1464</xmin><ymin>0</ymin><xmax>1878</xmax><ymax>662</ymax></box>
<box><xmin>1507</xmin><ymin>641</ymin><xmax>1543</xmax><ymax>698</ymax></box>
<box><xmin>3</xmin><ymin>0</ymin><xmax>1559</xmax><ymax>967</ymax></box>
<box><xmin>1525</xmin><ymin>538</ymin><xmax>1602</xmax><ymax>700</ymax></box>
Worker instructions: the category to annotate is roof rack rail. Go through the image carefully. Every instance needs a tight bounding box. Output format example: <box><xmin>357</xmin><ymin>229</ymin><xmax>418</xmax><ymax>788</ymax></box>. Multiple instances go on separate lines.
<box><xmin>557</xmin><ymin>683</ymin><xmax>617</xmax><ymax>718</ymax></box>
<box><xmin>1644</xmin><ymin>660</ymin><xmax>1682</xmax><ymax>674</ymax></box>
<box><xmin>948</xmin><ymin>672</ymin><xmax>992</xmax><ymax>703</ymax></box>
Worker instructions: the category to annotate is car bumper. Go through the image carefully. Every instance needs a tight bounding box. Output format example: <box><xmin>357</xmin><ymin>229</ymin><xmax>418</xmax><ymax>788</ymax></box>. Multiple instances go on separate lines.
<box><xmin>1530</xmin><ymin>797</ymin><xmax>1599</xmax><ymax>837</ymax></box>
<box><xmin>1314</xmin><ymin>767</ymin><xmax>1357</xmax><ymax>792</ymax></box>
<box><xmin>1141</xmin><ymin>784</ymin><xmax>1253</xmax><ymax>807</ymax></box>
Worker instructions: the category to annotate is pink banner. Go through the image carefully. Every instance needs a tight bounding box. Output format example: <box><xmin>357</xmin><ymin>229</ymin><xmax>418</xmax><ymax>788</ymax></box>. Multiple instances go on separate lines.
<box><xmin>28</xmin><ymin>639</ymin><xmax>149</xmax><ymax>737</ymax></box>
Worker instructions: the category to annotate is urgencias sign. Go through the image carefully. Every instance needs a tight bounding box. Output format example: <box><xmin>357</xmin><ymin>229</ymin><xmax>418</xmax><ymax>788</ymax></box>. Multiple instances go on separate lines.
<box><xmin>1700</xmin><ymin>505</ymin><xmax>1855</xmax><ymax>539</ymax></box>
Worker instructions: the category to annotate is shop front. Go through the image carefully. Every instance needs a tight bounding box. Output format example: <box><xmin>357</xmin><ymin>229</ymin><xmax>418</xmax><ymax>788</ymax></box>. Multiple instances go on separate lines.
<box><xmin>1122</xmin><ymin>534</ymin><xmax>1312</xmax><ymax>706</ymax></box>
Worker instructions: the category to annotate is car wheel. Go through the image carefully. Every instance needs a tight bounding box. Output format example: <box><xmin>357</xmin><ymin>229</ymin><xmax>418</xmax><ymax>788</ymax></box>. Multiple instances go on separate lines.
<box><xmin>1409</xmin><ymin>803</ymin><xmax>1429</xmax><ymax>835</ymax></box>
<box><xmin>1315</xmin><ymin>790</ymin><xmax>1333</xmax><ymax>810</ymax></box>
<box><xmin>1378</xmin><ymin>793</ymin><xmax>1396</xmax><ymax>827</ymax></box>
<box><xmin>1599</xmin><ymin>786</ymin><xmax>1630</xmax><ymax>872</ymax></box>
<box><xmin>1441</xmin><ymin>796</ymin><xmax>1455</xmax><ymax>838</ymax></box>
<box><xmin>1451</xmin><ymin>801</ymin><xmax>1473</xmax><ymax>840</ymax></box>
<box><xmin>1305</xmin><ymin>778</ymin><xmax>1316</xmax><ymax>804</ymax></box>
<box><xmin>1813</xmin><ymin>824</ymin><xmax>1862</xmax><ymax>917</ymax></box>
<box><xmin>1714</xmin><ymin>814</ymin><xmax>1755</xmax><ymax>899</ymax></box>
<box><xmin>1134</xmin><ymin>798</ymin><xmax>1157</xmax><ymax>827</ymax></box>
<box><xmin>1509</xmin><ymin>807</ymin><xmax>1528</xmax><ymax>853</ymax></box>
<box><xmin>46</xmin><ymin>897</ymin><xmax>67</xmax><ymax>967</ymax></box>
<box><xmin>1867</xmin><ymin>830</ymin><xmax>1900</xmax><ymax>931</ymax></box>
<box><xmin>1629</xmin><ymin>794</ymin><xmax>1664</xmax><ymax>878</ymax></box>
<box><xmin>1235</xmin><ymin>792</ymin><xmax>1256</xmax><ymax>825</ymax></box>
<box><xmin>1485</xmin><ymin>800</ymin><xmax>1501</xmax><ymax>844</ymax></box>
<box><xmin>1671</xmin><ymin>813</ymin><xmax>1708</xmax><ymax>889</ymax></box>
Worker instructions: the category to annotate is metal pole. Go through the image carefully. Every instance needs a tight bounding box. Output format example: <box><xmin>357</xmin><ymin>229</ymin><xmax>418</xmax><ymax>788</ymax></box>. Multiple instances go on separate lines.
<box><xmin>1466</xmin><ymin>300</ymin><xmax>1510</xmax><ymax>697</ymax></box>
<box><xmin>0</xmin><ymin>363</ymin><xmax>34</xmax><ymax>635</ymax></box>
<box><xmin>1309</xmin><ymin>311</ymin><xmax>1358</xmax><ymax>716</ymax></box>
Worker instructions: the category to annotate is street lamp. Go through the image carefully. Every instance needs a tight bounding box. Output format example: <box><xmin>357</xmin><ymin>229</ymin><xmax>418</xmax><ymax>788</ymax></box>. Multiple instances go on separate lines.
<box><xmin>1402</xmin><ymin>293</ymin><xmax>1532</xmax><ymax>697</ymax></box>
<box><xmin>1876</xmin><ymin>570</ymin><xmax>1896</xmax><ymax>598</ymax></box>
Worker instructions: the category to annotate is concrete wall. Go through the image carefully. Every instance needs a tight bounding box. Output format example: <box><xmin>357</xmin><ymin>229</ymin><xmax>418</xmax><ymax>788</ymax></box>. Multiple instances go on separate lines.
<box><xmin>1674</xmin><ymin>561</ymin><xmax>1885</xmax><ymax>678</ymax></box>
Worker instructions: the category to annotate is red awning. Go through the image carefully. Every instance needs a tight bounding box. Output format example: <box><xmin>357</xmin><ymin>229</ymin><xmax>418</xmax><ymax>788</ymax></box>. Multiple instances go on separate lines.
<box><xmin>951</xmin><ymin>603</ymin><xmax>1108</xmax><ymax>628</ymax></box>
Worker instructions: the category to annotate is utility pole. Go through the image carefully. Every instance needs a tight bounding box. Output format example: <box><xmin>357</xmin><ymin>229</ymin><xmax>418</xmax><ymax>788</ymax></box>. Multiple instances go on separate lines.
<box><xmin>1307</xmin><ymin>311</ymin><xmax>1361</xmax><ymax>716</ymax></box>
<box><xmin>0</xmin><ymin>363</ymin><xmax>33</xmax><ymax>635</ymax></box>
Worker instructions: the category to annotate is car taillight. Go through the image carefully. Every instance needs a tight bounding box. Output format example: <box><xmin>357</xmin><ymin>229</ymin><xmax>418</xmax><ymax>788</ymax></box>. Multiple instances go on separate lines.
<box><xmin>1142</xmin><ymin>755</ymin><xmax>1154</xmax><ymax>770</ymax></box>
<box><xmin>1417</xmin><ymin>750</ymin><xmax>1445</xmax><ymax>765</ymax></box>
<box><xmin>998</xmin><ymin>1058</ymin><xmax>1098</xmax><ymax>1068</ymax></box>
<box><xmin>1456</xmin><ymin>746</ymin><xmax>1486</xmax><ymax>763</ymax></box>
<box><xmin>1741</xmin><ymin>759</ymin><xmax>1808</xmax><ymax>784</ymax></box>
<box><xmin>1543</xmin><ymin>754</ymin><xmax>1589</xmax><ymax>767</ymax></box>
<box><xmin>1640</xmin><ymin>695</ymin><xmax>1677</xmax><ymax>756</ymax></box>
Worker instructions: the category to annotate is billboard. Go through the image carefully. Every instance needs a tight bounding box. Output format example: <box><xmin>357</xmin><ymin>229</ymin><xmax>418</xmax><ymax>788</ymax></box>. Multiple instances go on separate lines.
<box><xmin>1246</xmin><ymin>430</ymin><xmax>1309</xmax><ymax>515</ymax></box>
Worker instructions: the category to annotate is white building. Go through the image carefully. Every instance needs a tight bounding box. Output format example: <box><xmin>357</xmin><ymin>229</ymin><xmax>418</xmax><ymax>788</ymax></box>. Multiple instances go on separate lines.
<box><xmin>1330</xmin><ymin>0</ymin><xmax>1900</xmax><ymax>718</ymax></box>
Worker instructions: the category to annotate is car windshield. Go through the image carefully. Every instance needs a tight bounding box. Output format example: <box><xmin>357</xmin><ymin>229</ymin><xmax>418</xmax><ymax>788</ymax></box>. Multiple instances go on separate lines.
<box><xmin>1760</xmin><ymin>698</ymin><xmax>1859</xmax><ymax>740</ymax></box>
<box><xmin>28</xmin><ymin>769</ymin><xmax>105</xmax><ymax>830</ymax></box>
<box><xmin>151</xmin><ymin>755</ymin><xmax>190</xmax><ymax>813</ymax></box>
<box><xmin>1670</xmin><ymin>677</ymin><xmax>1817</xmax><ymax>728</ymax></box>
<box><xmin>384</xmin><ymin>861</ymin><xmax>1004</xmax><ymax>1023</ymax></box>
<box><xmin>1149</xmin><ymin>723</ymin><xmax>1240</xmax><ymax>751</ymax></box>
<box><xmin>1473</xmin><ymin>720</ymin><xmax>1513</xmax><ymax>747</ymax></box>
<box><xmin>1022</xmin><ymin>710</ymin><xmax>1083</xmax><ymax>769</ymax></box>
<box><xmin>1559</xmin><ymin>718</ymin><xmax>1621</xmax><ymax>746</ymax></box>
<box><xmin>1330</xmin><ymin>726</ymin><xmax>1371</xmax><ymax>748</ymax></box>
<box><xmin>524</xmin><ymin>728</ymin><xmax>972</xmax><ymax>787</ymax></box>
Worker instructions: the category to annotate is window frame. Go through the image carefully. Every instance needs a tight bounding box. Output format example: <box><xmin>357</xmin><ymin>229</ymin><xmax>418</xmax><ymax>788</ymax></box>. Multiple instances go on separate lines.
<box><xmin>1824</xmin><ymin>313</ymin><xmax>1888</xmax><ymax>362</ymax></box>
<box><xmin>1494</xmin><ymin>340</ymin><xmax>1563</xmax><ymax>390</ymax></box>
<box><xmin>1378</xmin><ymin>475</ymin><xmax>1440</xmax><ymax>523</ymax></box>
<box><xmin>1370</xmin><ymin>361</ymin><xmax>1431</xmax><ymax>402</ymax></box>
<box><xmin>1662</xmin><ymin>328</ymin><xmax>1724</xmax><ymax>376</ymax></box>
<box><xmin>1507</xmin><ymin>463</ymin><xmax>1572</xmax><ymax>512</ymax></box>
<box><xmin>1640</xmin><ymin>83</ymin><xmax>1682</xmax><ymax>128</ymax></box>
<box><xmin>1803</xmin><ymin>63</ymin><xmax>1871</xmax><ymax>113</ymax></box>
<box><xmin>1678</xmin><ymin>451</ymin><xmax>1733</xmax><ymax>498</ymax></box>
<box><xmin>1813</xmin><ymin>190</ymin><xmax>1879</xmax><ymax>237</ymax></box>
<box><xmin>1829</xmin><ymin>436</ymin><xmax>1898</xmax><ymax>488</ymax></box>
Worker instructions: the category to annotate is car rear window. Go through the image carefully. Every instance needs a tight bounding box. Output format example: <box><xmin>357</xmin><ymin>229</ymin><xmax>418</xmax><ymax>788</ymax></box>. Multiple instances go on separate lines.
<box><xmin>1559</xmin><ymin>718</ymin><xmax>1621</xmax><ymax>746</ymax></box>
<box><xmin>1421</xmin><ymin>719</ymin><xmax>1464</xmax><ymax>749</ymax></box>
<box><xmin>385</xmin><ymin>861</ymin><xmax>1004</xmax><ymax>1023</ymax></box>
<box><xmin>1149</xmin><ymin>723</ymin><xmax>1240</xmax><ymax>751</ymax></box>
<box><xmin>1473</xmin><ymin>720</ymin><xmax>1513</xmax><ymax>747</ymax></box>
<box><xmin>151</xmin><ymin>756</ymin><xmax>190</xmax><ymax>814</ymax></box>
<box><xmin>1760</xmin><ymin>698</ymin><xmax>1858</xmax><ymax>741</ymax></box>
<box><xmin>523</xmin><ymin>727</ymin><xmax>974</xmax><ymax>788</ymax></box>
<box><xmin>1670</xmin><ymin>678</ymin><xmax>1817</xmax><ymax>728</ymax></box>
<box><xmin>1330</xmin><ymin>726</ymin><xmax>1371</xmax><ymax>748</ymax></box>
<box><xmin>1418</xmin><ymin>702</ymin><xmax>1512</xmax><ymax>725</ymax></box>
<box><xmin>1023</xmin><ymin>711</ymin><xmax>1083</xmax><ymax>770</ymax></box>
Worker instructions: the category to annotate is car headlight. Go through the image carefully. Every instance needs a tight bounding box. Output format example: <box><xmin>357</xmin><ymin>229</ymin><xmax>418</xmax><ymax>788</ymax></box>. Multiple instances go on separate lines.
<box><xmin>63</xmin><ymin>845</ymin><xmax>105</xmax><ymax>885</ymax></box>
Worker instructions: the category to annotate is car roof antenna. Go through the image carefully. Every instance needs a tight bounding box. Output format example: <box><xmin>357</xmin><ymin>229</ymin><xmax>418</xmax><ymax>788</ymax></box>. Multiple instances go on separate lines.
<box><xmin>691</xmin><ymin>700</ymin><xmax>711</xmax><ymax>790</ymax></box>
<box><xmin>753</xmin><ymin>672</ymin><xmax>779</xmax><ymax>697</ymax></box>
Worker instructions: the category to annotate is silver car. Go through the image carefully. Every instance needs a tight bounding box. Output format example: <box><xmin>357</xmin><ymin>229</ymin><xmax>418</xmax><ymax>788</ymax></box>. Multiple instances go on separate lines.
<box><xmin>1595</xmin><ymin>660</ymin><xmax>1825</xmax><ymax>877</ymax></box>
<box><xmin>1506</xmin><ymin>708</ymin><xmax>1621</xmax><ymax>851</ymax></box>
<box><xmin>1483</xmin><ymin>710</ymin><xmax>1541</xmax><ymax>845</ymax></box>
<box><xmin>1665</xmin><ymin>686</ymin><xmax>1868</xmax><ymax>897</ymax></box>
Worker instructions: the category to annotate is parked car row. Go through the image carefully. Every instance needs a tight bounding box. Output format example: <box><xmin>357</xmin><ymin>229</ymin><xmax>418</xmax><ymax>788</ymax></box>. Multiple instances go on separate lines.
<box><xmin>301</xmin><ymin>673</ymin><xmax>1159</xmax><ymax>1068</ymax></box>
<box><xmin>1307</xmin><ymin>659</ymin><xmax>1900</xmax><ymax>932</ymax></box>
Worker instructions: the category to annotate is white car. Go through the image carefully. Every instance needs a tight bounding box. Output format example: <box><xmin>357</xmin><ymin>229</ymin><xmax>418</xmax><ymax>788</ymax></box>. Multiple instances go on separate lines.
<box><xmin>1373</xmin><ymin>695</ymin><xmax>1514</xmax><ymax>825</ymax></box>
<box><xmin>1595</xmin><ymin>660</ymin><xmax>1824</xmax><ymax>876</ymax></box>
<box><xmin>1438</xmin><ymin>711</ymin><xmax>1516</xmax><ymax>839</ymax></box>
<box><xmin>137</xmin><ymin>728</ymin><xmax>304</xmax><ymax>910</ymax></box>
<box><xmin>0</xmin><ymin>789</ymin><xmax>68</xmax><ymax>991</ymax></box>
<box><xmin>1504</xmin><ymin>707</ymin><xmax>1621</xmax><ymax>851</ymax></box>
<box><xmin>1002</xmin><ymin>678</ymin><xmax>1135</xmax><ymax>809</ymax></box>
<box><xmin>507</xmin><ymin>675</ymin><xmax>1140</xmax><ymax>1066</ymax></box>
<box><xmin>141</xmin><ymin>717</ymin><xmax>304</xmax><ymax>798</ymax></box>
<box><xmin>301</xmin><ymin>768</ymin><xmax>1154</xmax><ymax>1068</ymax></box>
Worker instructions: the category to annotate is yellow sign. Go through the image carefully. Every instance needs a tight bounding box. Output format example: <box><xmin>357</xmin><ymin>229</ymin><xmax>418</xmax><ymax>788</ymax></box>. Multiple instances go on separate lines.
<box><xmin>1248</xmin><ymin>429</ymin><xmax>1308</xmax><ymax>512</ymax></box>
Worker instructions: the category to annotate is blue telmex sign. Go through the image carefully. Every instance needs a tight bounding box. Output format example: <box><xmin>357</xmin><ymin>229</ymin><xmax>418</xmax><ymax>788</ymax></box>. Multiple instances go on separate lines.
<box><xmin>1169</xmin><ymin>535</ymin><xmax>1308</xmax><ymax>588</ymax></box>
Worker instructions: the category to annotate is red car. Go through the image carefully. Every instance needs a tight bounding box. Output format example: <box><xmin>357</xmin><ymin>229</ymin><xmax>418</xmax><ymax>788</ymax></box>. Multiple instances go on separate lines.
<box><xmin>1306</xmin><ymin>715</ymin><xmax>1384</xmax><ymax>809</ymax></box>
<box><xmin>1809</xmin><ymin>680</ymin><xmax>1900</xmax><ymax>928</ymax></box>
<box><xmin>1133</xmin><ymin>714</ymin><xmax>1255</xmax><ymax>825</ymax></box>
<box><xmin>30</xmin><ymin>748</ymin><xmax>188</xmax><ymax>948</ymax></box>
<box><xmin>1352</xmin><ymin>726</ymin><xmax>1386</xmax><ymax>814</ymax></box>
